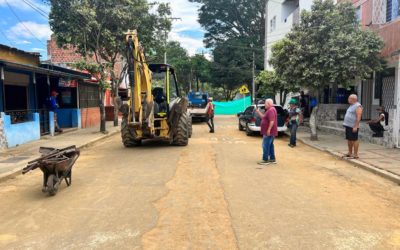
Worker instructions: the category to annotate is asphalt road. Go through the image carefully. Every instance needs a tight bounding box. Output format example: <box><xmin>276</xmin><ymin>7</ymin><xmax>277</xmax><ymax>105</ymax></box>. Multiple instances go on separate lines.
<box><xmin>1</xmin><ymin>116</ymin><xmax>400</xmax><ymax>250</ymax></box>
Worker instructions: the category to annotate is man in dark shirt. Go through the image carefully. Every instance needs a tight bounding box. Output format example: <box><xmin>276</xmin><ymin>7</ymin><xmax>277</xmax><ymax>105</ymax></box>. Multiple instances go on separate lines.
<box><xmin>255</xmin><ymin>99</ymin><xmax>278</xmax><ymax>165</ymax></box>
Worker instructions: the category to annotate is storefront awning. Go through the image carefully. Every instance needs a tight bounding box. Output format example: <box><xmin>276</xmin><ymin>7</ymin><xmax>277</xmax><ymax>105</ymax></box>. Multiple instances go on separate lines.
<box><xmin>0</xmin><ymin>60</ymin><xmax>91</xmax><ymax>80</ymax></box>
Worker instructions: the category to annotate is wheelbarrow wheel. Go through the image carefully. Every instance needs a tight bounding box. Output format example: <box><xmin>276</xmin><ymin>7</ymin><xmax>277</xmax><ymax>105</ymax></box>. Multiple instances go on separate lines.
<box><xmin>65</xmin><ymin>170</ymin><xmax>72</xmax><ymax>186</ymax></box>
<box><xmin>47</xmin><ymin>174</ymin><xmax>59</xmax><ymax>196</ymax></box>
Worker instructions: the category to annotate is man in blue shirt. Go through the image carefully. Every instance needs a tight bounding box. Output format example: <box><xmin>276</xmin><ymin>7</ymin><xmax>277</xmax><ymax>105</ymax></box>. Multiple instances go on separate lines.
<box><xmin>49</xmin><ymin>91</ymin><xmax>63</xmax><ymax>133</ymax></box>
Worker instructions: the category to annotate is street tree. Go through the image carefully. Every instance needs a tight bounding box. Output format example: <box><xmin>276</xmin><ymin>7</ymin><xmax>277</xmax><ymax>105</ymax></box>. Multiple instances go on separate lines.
<box><xmin>269</xmin><ymin>0</ymin><xmax>384</xmax><ymax>140</ymax></box>
<box><xmin>48</xmin><ymin>0</ymin><xmax>171</xmax><ymax>132</ymax></box>
<box><xmin>211</xmin><ymin>38</ymin><xmax>256</xmax><ymax>100</ymax></box>
<box><xmin>152</xmin><ymin>41</ymin><xmax>212</xmax><ymax>94</ymax></box>
<box><xmin>190</xmin><ymin>0</ymin><xmax>265</xmax><ymax>98</ymax></box>
<box><xmin>189</xmin><ymin>0</ymin><xmax>265</xmax><ymax>48</ymax></box>
<box><xmin>256</xmin><ymin>70</ymin><xmax>298</xmax><ymax>106</ymax></box>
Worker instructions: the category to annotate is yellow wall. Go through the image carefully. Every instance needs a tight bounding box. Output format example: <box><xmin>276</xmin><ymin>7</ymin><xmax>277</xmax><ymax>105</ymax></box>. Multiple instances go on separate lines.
<box><xmin>0</xmin><ymin>47</ymin><xmax>40</xmax><ymax>66</ymax></box>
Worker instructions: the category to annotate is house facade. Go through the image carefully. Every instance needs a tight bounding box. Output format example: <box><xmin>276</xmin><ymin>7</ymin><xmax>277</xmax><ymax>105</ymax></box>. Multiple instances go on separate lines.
<box><xmin>0</xmin><ymin>44</ymin><xmax>90</xmax><ymax>149</ymax></box>
<box><xmin>345</xmin><ymin>0</ymin><xmax>400</xmax><ymax>148</ymax></box>
<box><xmin>47</xmin><ymin>37</ymin><xmax>126</xmax><ymax>125</ymax></box>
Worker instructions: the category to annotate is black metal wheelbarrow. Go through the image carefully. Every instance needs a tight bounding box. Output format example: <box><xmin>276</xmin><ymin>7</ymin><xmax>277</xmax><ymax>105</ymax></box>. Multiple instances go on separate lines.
<box><xmin>22</xmin><ymin>146</ymin><xmax>80</xmax><ymax>196</ymax></box>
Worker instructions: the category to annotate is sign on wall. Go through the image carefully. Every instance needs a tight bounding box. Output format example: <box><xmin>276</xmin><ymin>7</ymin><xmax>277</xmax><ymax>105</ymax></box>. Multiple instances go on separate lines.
<box><xmin>58</xmin><ymin>78</ymin><xmax>77</xmax><ymax>88</ymax></box>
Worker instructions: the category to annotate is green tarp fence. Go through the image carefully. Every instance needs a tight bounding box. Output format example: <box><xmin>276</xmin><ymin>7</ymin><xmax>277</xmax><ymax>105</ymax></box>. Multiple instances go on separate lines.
<box><xmin>214</xmin><ymin>96</ymin><xmax>251</xmax><ymax>115</ymax></box>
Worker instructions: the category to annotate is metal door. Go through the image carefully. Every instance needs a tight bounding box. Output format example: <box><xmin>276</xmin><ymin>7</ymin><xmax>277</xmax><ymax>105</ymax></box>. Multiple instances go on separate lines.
<box><xmin>361</xmin><ymin>79</ymin><xmax>373</xmax><ymax>120</ymax></box>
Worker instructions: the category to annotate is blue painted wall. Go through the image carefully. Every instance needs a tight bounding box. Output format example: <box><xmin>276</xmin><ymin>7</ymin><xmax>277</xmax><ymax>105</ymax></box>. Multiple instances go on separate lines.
<box><xmin>57</xmin><ymin>108</ymin><xmax>81</xmax><ymax>128</ymax></box>
<box><xmin>49</xmin><ymin>111</ymin><xmax>55</xmax><ymax>136</ymax></box>
<box><xmin>2</xmin><ymin>112</ymin><xmax>40</xmax><ymax>148</ymax></box>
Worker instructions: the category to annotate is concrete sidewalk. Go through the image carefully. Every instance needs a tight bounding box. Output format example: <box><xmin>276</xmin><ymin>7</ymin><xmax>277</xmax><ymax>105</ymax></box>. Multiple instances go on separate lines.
<box><xmin>0</xmin><ymin>122</ymin><xmax>120</xmax><ymax>182</ymax></box>
<box><xmin>297</xmin><ymin>128</ymin><xmax>400</xmax><ymax>184</ymax></box>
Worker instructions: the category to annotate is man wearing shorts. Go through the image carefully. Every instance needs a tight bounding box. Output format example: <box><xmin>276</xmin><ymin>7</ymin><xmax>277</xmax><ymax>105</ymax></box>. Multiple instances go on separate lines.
<box><xmin>343</xmin><ymin>94</ymin><xmax>362</xmax><ymax>159</ymax></box>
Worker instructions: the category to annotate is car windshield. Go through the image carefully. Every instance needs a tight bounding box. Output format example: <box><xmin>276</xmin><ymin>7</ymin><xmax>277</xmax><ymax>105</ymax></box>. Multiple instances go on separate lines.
<box><xmin>191</xmin><ymin>93</ymin><xmax>203</xmax><ymax>99</ymax></box>
<box><xmin>257</xmin><ymin>105</ymin><xmax>284</xmax><ymax>115</ymax></box>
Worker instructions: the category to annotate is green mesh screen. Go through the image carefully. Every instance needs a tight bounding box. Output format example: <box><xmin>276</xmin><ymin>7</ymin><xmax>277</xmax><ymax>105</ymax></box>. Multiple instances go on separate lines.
<box><xmin>214</xmin><ymin>96</ymin><xmax>251</xmax><ymax>115</ymax></box>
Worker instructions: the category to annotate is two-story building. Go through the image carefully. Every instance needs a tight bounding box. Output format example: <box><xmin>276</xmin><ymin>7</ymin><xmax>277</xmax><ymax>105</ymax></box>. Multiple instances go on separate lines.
<box><xmin>331</xmin><ymin>0</ymin><xmax>400</xmax><ymax>148</ymax></box>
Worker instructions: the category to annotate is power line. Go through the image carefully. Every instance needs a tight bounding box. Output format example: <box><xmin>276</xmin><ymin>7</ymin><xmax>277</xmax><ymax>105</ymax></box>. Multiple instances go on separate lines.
<box><xmin>4</xmin><ymin>0</ymin><xmax>47</xmax><ymax>46</ymax></box>
<box><xmin>21</xmin><ymin>0</ymin><xmax>49</xmax><ymax>19</ymax></box>
<box><xmin>0</xmin><ymin>28</ymin><xmax>14</xmax><ymax>47</ymax></box>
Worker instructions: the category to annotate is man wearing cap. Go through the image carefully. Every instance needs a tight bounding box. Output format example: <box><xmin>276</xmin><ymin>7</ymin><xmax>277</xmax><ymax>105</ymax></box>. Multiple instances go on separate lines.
<box><xmin>49</xmin><ymin>90</ymin><xmax>63</xmax><ymax>133</ymax></box>
<box><xmin>287</xmin><ymin>99</ymin><xmax>301</xmax><ymax>147</ymax></box>
<box><xmin>205</xmin><ymin>97</ymin><xmax>215</xmax><ymax>133</ymax></box>
<box><xmin>367</xmin><ymin>106</ymin><xmax>387</xmax><ymax>137</ymax></box>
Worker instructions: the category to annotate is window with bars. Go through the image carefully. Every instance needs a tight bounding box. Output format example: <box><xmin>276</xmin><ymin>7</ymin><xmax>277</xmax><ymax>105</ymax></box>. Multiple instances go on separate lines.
<box><xmin>386</xmin><ymin>0</ymin><xmax>400</xmax><ymax>22</ymax></box>
<box><xmin>79</xmin><ymin>83</ymin><xmax>99</xmax><ymax>108</ymax></box>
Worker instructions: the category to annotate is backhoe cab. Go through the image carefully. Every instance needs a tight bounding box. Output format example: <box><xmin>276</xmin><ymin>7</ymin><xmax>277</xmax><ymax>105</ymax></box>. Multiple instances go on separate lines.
<box><xmin>120</xmin><ymin>30</ymin><xmax>192</xmax><ymax>147</ymax></box>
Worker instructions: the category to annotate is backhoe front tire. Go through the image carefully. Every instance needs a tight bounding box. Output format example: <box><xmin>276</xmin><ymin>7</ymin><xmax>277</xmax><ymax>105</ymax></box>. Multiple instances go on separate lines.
<box><xmin>121</xmin><ymin>117</ymin><xmax>141</xmax><ymax>147</ymax></box>
<box><xmin>173</xmin><ymin>113</ymin><xmax>189</xmax><ymax>146</ymax></box>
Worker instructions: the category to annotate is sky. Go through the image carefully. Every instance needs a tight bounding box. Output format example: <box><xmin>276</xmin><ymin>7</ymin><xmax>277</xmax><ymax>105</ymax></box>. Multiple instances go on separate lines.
<box><xmin>0</xmin><ymin>0</ymin><xmax>206</xmax><ymax>59</ymax></box>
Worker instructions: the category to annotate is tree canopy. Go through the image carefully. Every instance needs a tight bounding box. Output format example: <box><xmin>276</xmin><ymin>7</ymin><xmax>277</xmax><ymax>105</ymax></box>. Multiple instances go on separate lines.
<box><xmin>269</xmin><ymin>0</ymin><xmax>384</xmax><ymax>92</ymax></box>
<box><xmin>189</xmin><ymin>0</ymin><xmax>265</xmax><ymax>48</ymax></box>
<box><xmin>49</xmin><ymin>0</ymin><xmax>171</xmax><ymax>62</ymax></box>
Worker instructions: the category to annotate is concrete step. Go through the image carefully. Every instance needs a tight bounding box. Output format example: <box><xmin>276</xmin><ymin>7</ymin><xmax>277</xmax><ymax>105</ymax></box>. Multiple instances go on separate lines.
<box><xmin>317</xmin><ymin>125</ymin><xmax>388</xmax><ymax>146</ymax></box>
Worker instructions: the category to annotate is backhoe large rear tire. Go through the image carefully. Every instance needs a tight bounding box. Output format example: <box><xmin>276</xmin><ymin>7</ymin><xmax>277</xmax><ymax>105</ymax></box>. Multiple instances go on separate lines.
<box><xmin>173</xmin><ymin>113</ymin><xmax>189</xmax><ymax>146</ymax></box>
<box><xmin>187</xmin><ymin>113</ymin><xmax>193</xmax><ymax>138</ymax></box>
<box><xmin>121</xmin><ymin>117</ymin><xmax>141</xmax><ymax>147</ymax></box>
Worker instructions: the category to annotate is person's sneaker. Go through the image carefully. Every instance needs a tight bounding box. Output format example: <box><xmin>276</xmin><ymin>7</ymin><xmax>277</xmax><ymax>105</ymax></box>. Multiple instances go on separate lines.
<box><xmin>257</xmin><ymin>160</ymin><xmax>270</xmax><ymax>165</ymax></box>
<box><xmin>288</xmin><ymin>144</ymin><xmax>295</xmax><ymax>148</ymax></box>
<box><xmin>209</xmin><ymin>129</ymin><xmax>215</xmax><ymax>133</ymax></box>
<box><xmin>268</xmin><ymin>159</ymin><xmax>277</xmax><ymax>164</ymax></box>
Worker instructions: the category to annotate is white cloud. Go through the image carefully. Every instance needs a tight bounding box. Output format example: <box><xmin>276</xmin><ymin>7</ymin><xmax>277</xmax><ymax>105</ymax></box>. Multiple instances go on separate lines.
<box><xmin>31</xmin><ymin>47</ymin><xmax>45</xmax><ymax>52</ymax></box>
<box><xmin>7</xmin><ymin>21</ymin><xmax>52</xmax><ymax>41</ymax></box>
<box><xmin>15</xmin><ymin>40</ymin><xmax>32</xmax><ymax>44</ymax></box>
<box><xmin>169</xmin><ymin>31</ymin><xmax>204</xmax><ymax>55</ymax></box>
<box><xmin>158</xmin><ymin>0</ymin><xmax>206</xmax><ymax>56</ymax></box>
<box><xmin>0</xmin><ymin>0</ymin><xmax>49</xmax><ymax>14</ymax></box>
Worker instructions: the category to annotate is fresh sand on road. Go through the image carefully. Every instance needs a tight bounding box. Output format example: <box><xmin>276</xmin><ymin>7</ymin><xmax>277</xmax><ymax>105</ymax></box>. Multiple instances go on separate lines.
<box><xmin>142</xmin><ymin>139</ymin><xmax>238</xmax><ymax>249</ymax></box>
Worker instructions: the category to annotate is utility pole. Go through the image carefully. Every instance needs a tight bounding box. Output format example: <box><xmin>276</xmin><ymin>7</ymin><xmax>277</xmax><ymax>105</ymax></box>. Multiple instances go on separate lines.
<box><xmin>164</xmin><ymin>17</ymin><xmax>182</xmax><ymax>64</ymax></box>
<box><xmin>252</xmin><ymin>51</ymin><xmax>255</xmax><ymax>104</ymax></box>
<box><xmin>250</xmin><ymin>43</ymin><xmax>256</xmax><ymax>104</ymax></box>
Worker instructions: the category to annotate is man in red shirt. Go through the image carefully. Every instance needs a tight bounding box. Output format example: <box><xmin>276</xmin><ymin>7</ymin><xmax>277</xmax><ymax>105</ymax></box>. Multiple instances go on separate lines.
<box><xmin>255</xmin><ymin>99</ymin><xmax>278</xmax><ymax>165</ymax></box>
<box><xmin>206</xmin><ymin>97</ymin><xmax>215</xmax><ymax>133</ymax></box>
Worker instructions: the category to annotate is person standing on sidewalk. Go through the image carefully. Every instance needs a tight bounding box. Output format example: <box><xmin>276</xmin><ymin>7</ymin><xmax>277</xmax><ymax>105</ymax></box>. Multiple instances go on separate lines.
<box><xmin>287</xmin><ymin>99</ymin><xmax>301</xmax><ymax>148</ymax></box>
<box><xmin>256</xmin><ymin>99</ymin><xmax>278</xmax><ymax>165</ymax></box>
<box><xmin>206</xmin><ymin>97</ymin><xmax>215</xmax><ymax>133</ymax></box>
<box><xmin>48</xmin><ymin>90</ymin><xmax>63</xmax><ymax>133</ymax></box>
<box><xmin>343</xmin><ymin>94</ymin><xmax>362</xmax><ymax>159</ymax></box>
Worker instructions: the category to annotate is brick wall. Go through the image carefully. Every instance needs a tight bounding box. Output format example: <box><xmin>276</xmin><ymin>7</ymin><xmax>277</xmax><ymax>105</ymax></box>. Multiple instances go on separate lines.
<box><xmin>47</xmin><ymin>37</ymin><xmax>124</xmax><ymax>77</ymax></box>
<box><xmin>47</xmin><ymin>38</ymin><xmax>83</xmax><ymax>64</ymax></box>
<box><xmin>81</xmin><ymin>107</ymin><xmax>100</xmax><ymax>128</ymax></box>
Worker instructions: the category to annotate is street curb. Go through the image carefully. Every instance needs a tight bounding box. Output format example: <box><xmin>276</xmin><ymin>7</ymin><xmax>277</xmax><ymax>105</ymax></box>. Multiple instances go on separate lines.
<box><xmin>298</xmin><ymin>137</ymin><xmax>400</xmax><ymax>185</ymax></box>
<box><xmin>0</xmin><ymin>129</ymin><xmax>120</xmax><ymax>184</ymax></box>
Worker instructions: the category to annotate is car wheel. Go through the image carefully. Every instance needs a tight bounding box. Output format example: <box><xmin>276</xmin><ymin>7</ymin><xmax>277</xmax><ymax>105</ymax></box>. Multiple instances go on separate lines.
<box><xmin>246</xmin><ymin>123</ymin><xmax>253</xmax><ymax>136</ymax></box>
<box><xmin>238</xmin><ymin>121</ymin><xmax>243</xmax><ymax>131</ymax></box>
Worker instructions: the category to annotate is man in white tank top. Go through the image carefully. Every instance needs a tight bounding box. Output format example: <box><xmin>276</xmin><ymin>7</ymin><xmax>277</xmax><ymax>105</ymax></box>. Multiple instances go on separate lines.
<box><xmin>343</xmin><ymin>94</ymin><xmax>363</xmax><ymax>159</ymax></box>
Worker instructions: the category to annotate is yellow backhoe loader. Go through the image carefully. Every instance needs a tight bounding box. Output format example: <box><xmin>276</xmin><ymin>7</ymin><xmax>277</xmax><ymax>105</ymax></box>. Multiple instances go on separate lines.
<box><xmin>119</xmin><ymin>30</ymin><xmax>192</xmax><ymax>146</ymax></box>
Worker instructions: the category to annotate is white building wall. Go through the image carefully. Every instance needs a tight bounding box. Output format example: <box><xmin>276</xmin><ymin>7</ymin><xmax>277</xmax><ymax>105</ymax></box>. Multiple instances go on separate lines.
<box><xmin>265</xmin><ymin>0</ymin><xmax>312</xmax><ymax>71</ymax></box>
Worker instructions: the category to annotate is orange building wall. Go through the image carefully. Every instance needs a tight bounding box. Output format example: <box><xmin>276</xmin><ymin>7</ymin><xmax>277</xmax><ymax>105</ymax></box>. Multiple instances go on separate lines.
<box><xmin>81</xmin><ymin>107</ymin><xmax>100</xmax><ymax>128</ymax></box>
